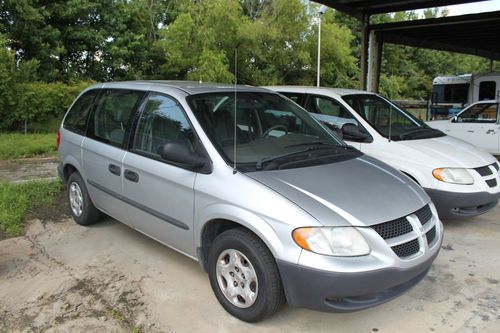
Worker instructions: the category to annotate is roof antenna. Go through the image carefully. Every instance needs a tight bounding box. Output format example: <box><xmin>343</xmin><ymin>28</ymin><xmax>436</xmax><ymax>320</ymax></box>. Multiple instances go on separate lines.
<box><xmin>233</xmin><ymin>48</ymin><xmax>238</xmax><ymax>174</ymax></box>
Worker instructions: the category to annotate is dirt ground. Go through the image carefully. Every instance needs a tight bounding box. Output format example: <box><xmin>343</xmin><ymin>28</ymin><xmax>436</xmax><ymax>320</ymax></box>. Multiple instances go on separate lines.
<box><xmin>0</xmin><ymin>157</ymin><xmax>59</xmax><ymax>183</ymax></box>
<box><xmin>1</xmin><ymin>204</ymin><xmax>499</xmax><ymax>333</ymax></box>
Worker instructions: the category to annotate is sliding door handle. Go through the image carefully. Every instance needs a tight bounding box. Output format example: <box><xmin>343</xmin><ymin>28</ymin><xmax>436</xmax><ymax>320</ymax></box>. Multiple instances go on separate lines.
<box><xmin>124</xmin><ymin>169</ymin><xmax>139</xmax><ymax>183</ymax></box>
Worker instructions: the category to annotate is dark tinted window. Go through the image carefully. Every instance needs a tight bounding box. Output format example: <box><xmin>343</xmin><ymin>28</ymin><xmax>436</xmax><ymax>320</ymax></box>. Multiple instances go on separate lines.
<box><xmin>63</xmin><ymin>90</ymin><xmax>98</xmax><ymax>133</ymax></box>
<box><xmin>133</xmin><ymin>94</ymin><xmax>195</xmax><ymax>159</ymax></box>
<box><xmin>479</xmin><ymin>81</ymin><xmax>496</xmax><ymax>100</ymax></box>
<box><xmin>90</xmin><ymin>89</ymin><xmax>144</xmax><ymax>147</ymax></box>
<box><xmin>280</xmin><ymin>92</ymin><xmax>305</xmax><ymax>106</ymax></box>
<box><xmin>431</xmin><ymin>84</ymin><xmax>469</xmax><ymax>103</ymax></box>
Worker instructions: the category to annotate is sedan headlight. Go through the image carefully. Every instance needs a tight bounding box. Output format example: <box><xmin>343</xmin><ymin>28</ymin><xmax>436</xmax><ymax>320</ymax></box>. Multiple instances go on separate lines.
<box><xmin>432</xmin><ymin>168</ymin><xmax>474</xmax><ymax>185</ymax></box>
<box><xmin>292</xmin><ymin>227</ymin><xmax>370</xmax><ymax>256</ymax></box>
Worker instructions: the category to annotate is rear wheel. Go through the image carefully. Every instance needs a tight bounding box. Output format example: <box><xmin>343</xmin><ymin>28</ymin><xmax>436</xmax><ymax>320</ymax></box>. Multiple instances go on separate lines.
<box><xmin>67</xmin><ymin>172</ymin><xmax>101</xmax><ymax>226</ymax></box>
<box><xmin>207</xmin><ymin>227</ymin><xmax>284</xmax><ymax>322</ymax></box>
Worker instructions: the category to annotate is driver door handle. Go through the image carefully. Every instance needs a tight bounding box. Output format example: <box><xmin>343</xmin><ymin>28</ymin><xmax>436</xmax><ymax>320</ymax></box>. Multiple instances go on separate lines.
<box><xmin>108</xmin><ymin>164</ymin><xmax>121</xmax><ymax>176</ymax></box>
<box><xmin>486</xmin><ymin>129</ymin><xmax>496</xmax><ymax>134</ymax></box>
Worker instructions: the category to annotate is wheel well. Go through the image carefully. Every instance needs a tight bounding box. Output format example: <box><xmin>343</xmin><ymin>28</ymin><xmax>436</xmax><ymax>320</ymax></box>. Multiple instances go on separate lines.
<box><xmin>198</xmin><ymin>219</ymin><xmax>246</xmax><ymax>272</ymax></box>
<box><xmin>63</xmin><ymin>164</ymin><xmax>77</xmax><ymax>183</ymax></box>
<box><xmin>401</xmin><ymin>171</ymin><xmax>420</xmax><ymax>185</ymax></box>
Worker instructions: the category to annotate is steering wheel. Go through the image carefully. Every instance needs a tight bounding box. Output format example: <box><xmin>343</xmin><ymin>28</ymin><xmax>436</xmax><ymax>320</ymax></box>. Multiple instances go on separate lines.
<box><xmin>262</xmin><ymin>124</ymin><xmax>288</xmax><ymax>137</ymax></box>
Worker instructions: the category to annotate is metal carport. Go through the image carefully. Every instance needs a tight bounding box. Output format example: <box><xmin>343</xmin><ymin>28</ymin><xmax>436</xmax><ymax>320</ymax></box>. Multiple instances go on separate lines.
<box><xmin>314</xmin><ymin>1</ymin><xmax>500</xmax><ymax>92</ymax></box>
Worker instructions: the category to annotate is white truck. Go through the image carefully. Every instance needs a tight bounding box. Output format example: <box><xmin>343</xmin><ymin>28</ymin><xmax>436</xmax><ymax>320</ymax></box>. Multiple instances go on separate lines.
<box><xmin>431</xmin><ymin>72</ymin><xmax>500</xmax><ymax>119</ymax></box>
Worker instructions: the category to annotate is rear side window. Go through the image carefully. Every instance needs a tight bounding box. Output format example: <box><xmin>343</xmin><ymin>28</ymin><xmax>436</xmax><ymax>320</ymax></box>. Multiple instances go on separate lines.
<box><xmin>90</xmin><ymin>89</ymin><xmax>145</xmax><ymax>147</ymax></box>
<box><xmin>133</xmin><ymin>94</ymin><xmax>195</xmax><ymax>159</ymax></box>
<box><xmin>63</xmin><ymin>90</ymin><xmax>98</xmax><ymax>133</ymax></box>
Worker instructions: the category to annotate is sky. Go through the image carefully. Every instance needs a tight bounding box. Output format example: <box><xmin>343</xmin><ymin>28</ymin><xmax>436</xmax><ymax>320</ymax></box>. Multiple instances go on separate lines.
<box><xmin>438</xmin><ymin>0</ymin><xmax>500</xmax><ymax>16</ymax></box>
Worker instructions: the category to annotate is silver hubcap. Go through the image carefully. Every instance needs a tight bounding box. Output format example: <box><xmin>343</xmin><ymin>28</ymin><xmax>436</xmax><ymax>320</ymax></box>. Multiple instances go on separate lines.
<box><xmin>69</xmin><ymin>182</ymin><xmax>84</xmax><ymax>217</ymax></box>
<box><xmin>216</xmin><ymin>249</ymin><xmax>258</xmax><ymax>308</ymax></box>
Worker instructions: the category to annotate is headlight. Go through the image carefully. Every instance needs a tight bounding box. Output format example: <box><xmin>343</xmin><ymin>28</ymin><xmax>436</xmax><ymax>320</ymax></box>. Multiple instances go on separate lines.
<box><xmin>292</xmin><ymin>227</ymin><xmax>370</xmax><ymax>256</ymax></box>
<box><xmin>432</xmin><ymin>168</ymin><xmax>474</xmax><ymax>185</ymax></box>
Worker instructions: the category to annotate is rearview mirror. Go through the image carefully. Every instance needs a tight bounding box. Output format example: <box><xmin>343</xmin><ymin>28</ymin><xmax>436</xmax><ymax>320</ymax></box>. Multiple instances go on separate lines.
<box><xmin>342</xmin><ymin>123</ymin><xmax>369</xmax><ymax>142</ymax></box>
<box><xmin>160</xmin><ymin>141</ymin><xmax>207</xmax><ymax>170</ymax></box>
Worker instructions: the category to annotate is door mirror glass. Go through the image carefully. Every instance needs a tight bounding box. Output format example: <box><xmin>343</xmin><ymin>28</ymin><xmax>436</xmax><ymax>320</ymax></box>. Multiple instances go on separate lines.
<box><xmin>342</xmin><ymin>123</ymin><xmax>369</xmax><ymax>142</ymax></box>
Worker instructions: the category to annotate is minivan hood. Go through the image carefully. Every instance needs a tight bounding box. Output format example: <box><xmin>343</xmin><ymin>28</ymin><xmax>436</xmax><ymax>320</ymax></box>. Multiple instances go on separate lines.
<box><xmin>247</xmin><ymin>156</ymin><xmax>429</xmax><ymax>227</ymax></box>
<box><xmin>396</xmin><ymin>135</ymin><xmax>495</xmax><ymax>168</ymax></box>
<box><xmin>426</xmin><ymin>120</ymin><xmax>448</xmax><ymax>130</ymax></box>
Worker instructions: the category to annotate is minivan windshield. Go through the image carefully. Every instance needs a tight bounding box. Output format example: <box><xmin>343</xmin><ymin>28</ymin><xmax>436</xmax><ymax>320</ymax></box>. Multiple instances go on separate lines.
<box><xmin>187</xmin><ymin>92</ymin><xmax>361</xmax><ymax>171</ymax></box>
<box><xmin>342</xmin><ymin>94</ymin><xmax>444</xmax><ymax>141</ymax></box>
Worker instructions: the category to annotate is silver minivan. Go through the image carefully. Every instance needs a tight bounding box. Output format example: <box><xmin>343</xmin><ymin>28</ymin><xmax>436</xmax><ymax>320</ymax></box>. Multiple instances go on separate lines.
<box><xmin>57</xmin><ymin>81</ymin><xmax>443</xmax><ymax>322</ymax></box>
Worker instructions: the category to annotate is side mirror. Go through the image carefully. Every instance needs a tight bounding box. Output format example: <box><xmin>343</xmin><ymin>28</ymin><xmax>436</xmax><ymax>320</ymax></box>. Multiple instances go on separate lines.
<box><xmin>160</xmin><ymin>141</ymin><xmax>207</xmax><ymax>170</ymax></box>
<box><xmin>321</xmin><ymin>121</ymin><xmax>343</xmax><ymax>139</ymax></box>
<box><xmin>451</xmin><ymin>116</ymin><xmax>458</xmax><ymax>123</ymax></box>
<box><xmin>342</xmin><ymin>123</ymin><xmax>369</xmax><ymax>142</ymax></box>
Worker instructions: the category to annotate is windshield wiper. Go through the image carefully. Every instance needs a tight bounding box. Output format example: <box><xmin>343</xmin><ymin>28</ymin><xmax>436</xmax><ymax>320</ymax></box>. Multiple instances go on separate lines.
<box><xmin>285</xmin><ymin>140</ymin><xmax>341</xmax><ymax>149</ymax></box>
<box><xmin>256</xmin><ymin>145</ymin><xmax>356</xmax><ymax>170</ymax></box>
<box><xmin>399</xmin><ymin>127</ymin><xmax>441</xmax><ymax>140</ymax></box>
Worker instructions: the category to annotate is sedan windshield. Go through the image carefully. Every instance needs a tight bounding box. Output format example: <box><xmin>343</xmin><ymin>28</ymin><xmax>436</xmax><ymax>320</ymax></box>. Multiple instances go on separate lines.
<box><xmin>342</xmin><ymin>94</ymin><xmax>444</xmax><ymax>141</ymax></box>
<box><xmin>187</xmin><ymin>92</ymin><xmax>361</xmax><ymax>171</ymax></box>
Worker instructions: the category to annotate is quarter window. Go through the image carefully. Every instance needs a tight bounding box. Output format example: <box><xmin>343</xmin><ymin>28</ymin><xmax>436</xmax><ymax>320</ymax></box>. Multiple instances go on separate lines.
<box><xmin>91</xmin><ymin>90</ymin><xmax>144</xmax><ymax>146</ymax></box>
<box><xmin>133</xmin><ymin>94</ymin><xmax>195</xmax><ymax>159</ymax></box>
<box><xmin>63</xmin><ymin>90</ymin><xmax>98</xmax><ymax>133</ymax></box>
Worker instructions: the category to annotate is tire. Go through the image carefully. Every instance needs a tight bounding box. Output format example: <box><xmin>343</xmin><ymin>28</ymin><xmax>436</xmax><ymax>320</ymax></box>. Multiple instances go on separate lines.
<box><xmin>207</xmin><ymin>227</ymin><xmax>285</xmax><ymax>322</ymax></box>
<box><xmin>67</xmin><ymin>172</ymin><xmax>101</xmax><ymax>226</ymax></box>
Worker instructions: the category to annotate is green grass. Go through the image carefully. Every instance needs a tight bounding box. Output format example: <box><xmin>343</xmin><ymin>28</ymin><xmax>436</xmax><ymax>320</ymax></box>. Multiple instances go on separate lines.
<box><xmin>0</xmin><ymin>132</ymin><xmax>58</xmax><ymax>160</ymax></box>
<box><xmin>0</xmin><ymin>180</ymin><xmax>63</xmax><ymax>237</ymax></box>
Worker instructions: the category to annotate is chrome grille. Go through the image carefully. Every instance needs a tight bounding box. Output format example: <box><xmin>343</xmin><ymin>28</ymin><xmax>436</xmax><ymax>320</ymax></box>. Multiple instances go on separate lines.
<box><xmin>370</xmin><ymin>204</ymin><xmax>437</xmax><ymax>260</ymax></box>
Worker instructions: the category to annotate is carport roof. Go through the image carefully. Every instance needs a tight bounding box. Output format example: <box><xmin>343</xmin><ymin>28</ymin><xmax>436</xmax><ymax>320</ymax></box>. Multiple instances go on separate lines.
<box><xmin>314</xmin><ymin>1</ymin><xmax>500</xmax><ymax>61</ymax></box>
<box><xmin>313</xmin><ymin>0</ymin><xmax>490</xmax><ymax>18</ymax></box>
<box><xmin>370</xmin><ymin>10</ymin><xmax>500</xmax><ymax>61</ymax></box>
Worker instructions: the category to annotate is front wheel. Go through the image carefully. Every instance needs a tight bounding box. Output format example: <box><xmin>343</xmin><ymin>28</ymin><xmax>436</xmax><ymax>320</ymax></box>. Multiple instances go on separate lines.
<box><xmin>207</xmin><ymin>227</ymin><xmax>284</xmax><ymax>322</ymax></box>
<box><xmin>67</xmin><ymin>172</ymin><xmax>101</xmax><ymax>226</ymax></box>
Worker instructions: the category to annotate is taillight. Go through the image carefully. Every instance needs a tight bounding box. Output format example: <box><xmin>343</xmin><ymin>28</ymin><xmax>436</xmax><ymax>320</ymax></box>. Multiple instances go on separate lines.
<box><xmin>56</xmin><ymin>131</ymin><xmax>61</xmax><ymax>150</ymax></box>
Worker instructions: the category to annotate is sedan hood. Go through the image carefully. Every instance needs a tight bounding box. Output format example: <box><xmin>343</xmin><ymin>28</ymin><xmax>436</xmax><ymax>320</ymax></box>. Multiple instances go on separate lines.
<box><xmin>396</xmin><ymin>135</ymin><xmax>496</xmax><ymax>168</ymax></box>
<box><xmin>247</xmin><ymin>156</ymin><xmax>429</xmax><ymax>227</ymax></box>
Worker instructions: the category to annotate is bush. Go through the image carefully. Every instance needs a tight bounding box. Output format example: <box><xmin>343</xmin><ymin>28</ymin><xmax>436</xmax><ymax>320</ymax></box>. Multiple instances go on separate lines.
<box><xmin>1</xmin><ymin>81</ymin><xmax>94</xmax><ymax>132</ymax></box>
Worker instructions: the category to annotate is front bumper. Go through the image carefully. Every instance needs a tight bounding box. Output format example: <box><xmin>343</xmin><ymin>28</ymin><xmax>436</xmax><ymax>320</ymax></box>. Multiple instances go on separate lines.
<box><xmin>424</xmin><ymin>188</ymin><xmax>500</xmax><ymax>219</ymax></box>
<box><xmin>277</xmin><ymin>247</ymin><xmax>440</xmax><ymax>312</ymax></box>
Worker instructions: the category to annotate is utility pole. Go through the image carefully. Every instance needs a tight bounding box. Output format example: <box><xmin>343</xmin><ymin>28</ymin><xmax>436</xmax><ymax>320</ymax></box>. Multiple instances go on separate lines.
<box><xmin>317</xmin><ymin>5</ymin><xmax>328</xmax><ymax>87</ymax></box>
